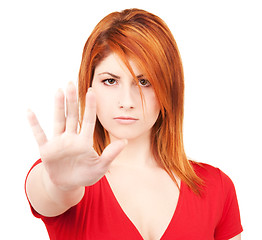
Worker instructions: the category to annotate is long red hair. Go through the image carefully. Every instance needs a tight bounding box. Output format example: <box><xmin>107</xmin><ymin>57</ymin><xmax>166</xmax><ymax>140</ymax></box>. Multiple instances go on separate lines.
<box><xmin>78</xmin><ymin>8</ymin><xmax>202</xmax><ymax>194</ymax></box>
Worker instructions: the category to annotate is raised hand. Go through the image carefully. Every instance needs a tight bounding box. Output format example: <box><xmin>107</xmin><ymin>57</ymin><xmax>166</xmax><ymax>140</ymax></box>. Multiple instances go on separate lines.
<box><xmin>27</xmin><ymin>82</ymin><xmax>127</xmax><ymax>191</ymax></box>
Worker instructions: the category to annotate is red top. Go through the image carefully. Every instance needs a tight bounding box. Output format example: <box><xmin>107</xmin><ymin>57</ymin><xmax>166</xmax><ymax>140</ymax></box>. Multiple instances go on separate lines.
<box><xmin>25</xmin><ymin>160</ymin><xmax>243</xmax><ymax>240</ymax></box>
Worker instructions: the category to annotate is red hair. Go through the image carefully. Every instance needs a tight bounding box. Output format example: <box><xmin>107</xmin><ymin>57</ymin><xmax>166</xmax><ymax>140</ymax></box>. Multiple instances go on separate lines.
<box><xmin>78</xmin><ymin>8</ymin><xmax>203</xmax><ymax>194</ymax></box>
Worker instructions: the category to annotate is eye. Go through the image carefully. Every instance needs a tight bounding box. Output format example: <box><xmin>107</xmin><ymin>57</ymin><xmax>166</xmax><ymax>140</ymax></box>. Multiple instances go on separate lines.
<box><xmin>138</xmin><ymin>79</ymin><xmax>151</xmax><ymax>87</ymax></box>
<box><xmin>102</xmin><ymin>78</ymin><xmax>117</xmax><ymax>86</ymax></box>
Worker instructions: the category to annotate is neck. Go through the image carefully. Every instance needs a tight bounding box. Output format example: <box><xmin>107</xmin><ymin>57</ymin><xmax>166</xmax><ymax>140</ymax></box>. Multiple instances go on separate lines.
<box><xmin>109</xmin><ymin>133</ymin><xmax>158</xmax><ymax>169</ymax></box>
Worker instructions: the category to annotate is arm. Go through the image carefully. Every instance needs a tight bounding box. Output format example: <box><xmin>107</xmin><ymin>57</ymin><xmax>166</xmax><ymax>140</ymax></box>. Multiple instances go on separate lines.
<box><xmin>26</xmin><ymin>162</ymin><xmax>85</xmax><ymax>217</ymax></box>
<box><xmin>26</xmin><ymin>83</ymin><xmax>127</xmax><ymax>217</ymax></box>
<box><xmin>229</xmin><ymin>234</ymin><xmax>241</xmax><ymax>240</ymax></box>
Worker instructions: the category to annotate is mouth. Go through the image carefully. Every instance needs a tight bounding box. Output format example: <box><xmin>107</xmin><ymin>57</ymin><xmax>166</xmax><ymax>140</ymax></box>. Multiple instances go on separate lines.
<box><xmin>113</xmin><ymin>116</ymin><xmax>138</xmax><ymax>124</ymax></box>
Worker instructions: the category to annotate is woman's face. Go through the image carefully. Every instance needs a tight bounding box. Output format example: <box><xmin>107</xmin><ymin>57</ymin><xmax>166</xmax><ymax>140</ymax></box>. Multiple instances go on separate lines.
<box><xmin>92</xmin><ymin>53</ymin><xmax>160</xmax><ymax>142</ymax></box>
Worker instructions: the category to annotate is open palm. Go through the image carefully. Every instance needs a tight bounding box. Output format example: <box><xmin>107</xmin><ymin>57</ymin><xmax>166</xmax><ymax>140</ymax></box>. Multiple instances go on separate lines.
<box><xmin>27</xmin><ymin>82</ymin><xmax>126</xmax><ymax>191</ymax></box>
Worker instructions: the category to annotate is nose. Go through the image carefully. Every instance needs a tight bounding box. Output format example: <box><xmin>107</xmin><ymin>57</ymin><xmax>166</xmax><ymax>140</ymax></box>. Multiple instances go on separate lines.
<box><xmin>118</xmin><ymin>84</ymin><xmax>136</xmax><ymax>110</ymax></box>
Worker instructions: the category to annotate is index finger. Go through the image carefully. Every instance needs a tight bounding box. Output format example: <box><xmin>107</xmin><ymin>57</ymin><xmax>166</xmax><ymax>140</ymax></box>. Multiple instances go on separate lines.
<box><xmin>80</xmin><ymin>88</ymin><xmax>97</xmax><ymax>141</ymax></box>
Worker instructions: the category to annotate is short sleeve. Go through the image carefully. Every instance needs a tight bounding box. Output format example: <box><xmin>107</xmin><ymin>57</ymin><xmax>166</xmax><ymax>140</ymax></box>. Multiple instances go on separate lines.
<box><xmin>25</xmin><ymin>160</ymin><xmax>42</xmax><ymax>216</ymax></box>
<box><xmin>214</xmin><ymin>170</ymin><xmax>243</xmax><ymax>240</ymax></box>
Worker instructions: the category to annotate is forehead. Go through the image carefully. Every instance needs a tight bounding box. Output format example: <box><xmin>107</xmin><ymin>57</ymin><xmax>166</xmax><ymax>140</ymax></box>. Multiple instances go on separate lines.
<box><xmin>94</xmin><ymin>52</ymin><xmax>141</xmax><ymax>77</ymax></box>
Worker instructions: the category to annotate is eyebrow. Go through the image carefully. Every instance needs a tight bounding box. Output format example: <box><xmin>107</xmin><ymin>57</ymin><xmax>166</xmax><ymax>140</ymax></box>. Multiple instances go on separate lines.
<box><xmin>98</xmin><ymin>72</ymin><xmax>144</xmax><ymax>79</ymax></box>
<box><xmin>98</xmin><ymin>72</ymin><xmax>120</xmax><ymax>79</ymax></box>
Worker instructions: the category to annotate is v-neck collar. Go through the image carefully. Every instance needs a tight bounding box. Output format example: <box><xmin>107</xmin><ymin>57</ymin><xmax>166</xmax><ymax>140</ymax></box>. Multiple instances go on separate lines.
<box><xmin>103</xmin><ymin>175</ymin><xmax>184</xmax><ymax>239</ymax></box>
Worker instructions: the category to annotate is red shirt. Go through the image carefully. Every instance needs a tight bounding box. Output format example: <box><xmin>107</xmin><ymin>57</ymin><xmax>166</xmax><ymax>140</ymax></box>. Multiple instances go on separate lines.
<box><xmin>25</xmin><ymin>160</ymin><xmax>243</xmax><ymax>240</ymax></box>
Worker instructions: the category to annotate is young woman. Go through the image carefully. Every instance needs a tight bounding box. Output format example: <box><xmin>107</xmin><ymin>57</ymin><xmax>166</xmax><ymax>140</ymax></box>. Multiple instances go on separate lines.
<box><xmin>25</xmin><ymin>8</ymin><xmax>243</xmax><ymax>240</ymax></box>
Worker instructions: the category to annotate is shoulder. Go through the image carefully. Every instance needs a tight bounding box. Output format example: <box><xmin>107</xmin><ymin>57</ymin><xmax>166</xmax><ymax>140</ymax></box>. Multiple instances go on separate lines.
<box><xmin>189</xmin><ymin>163</ymin><xmax>243</xmax><ymax>238</ymax></box>
<box><xmin>190</xmin><ymin>161</ymin><xmax>236</xmax><ymax>196</ymax></box>
<box><xmin>191</xmin><ymin>161</ymin><xmax>232</xmax><ymax>182</ymax></box>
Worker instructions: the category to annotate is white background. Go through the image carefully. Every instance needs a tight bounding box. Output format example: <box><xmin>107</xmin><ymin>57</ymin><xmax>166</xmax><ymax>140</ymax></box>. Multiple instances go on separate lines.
<box><xmin>1</xmin><ymin>0</ymin><xmax>261</xmax><ymax>239</ymax></box>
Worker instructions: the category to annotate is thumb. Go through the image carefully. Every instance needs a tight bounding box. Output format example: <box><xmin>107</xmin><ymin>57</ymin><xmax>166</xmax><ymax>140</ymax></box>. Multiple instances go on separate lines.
<box><xmin>100</xmin><ymin>139</ymin><xmax>128</xmax><ymax>166</ymax></box>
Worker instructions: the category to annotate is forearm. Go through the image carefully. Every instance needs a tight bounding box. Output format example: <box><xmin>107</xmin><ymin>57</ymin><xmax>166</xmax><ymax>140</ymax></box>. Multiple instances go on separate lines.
<box><xmin>26</xmin><ymin>162</ymin><xmax>85</xmax><ymax>217</ymax></box>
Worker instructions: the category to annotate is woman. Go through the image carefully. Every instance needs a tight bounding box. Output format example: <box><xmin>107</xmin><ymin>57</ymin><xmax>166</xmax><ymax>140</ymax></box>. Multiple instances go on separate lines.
<box><xmin>25</xmin><ymin>8</ymin><xmax>242</xmax><ymax>240</ymax></box>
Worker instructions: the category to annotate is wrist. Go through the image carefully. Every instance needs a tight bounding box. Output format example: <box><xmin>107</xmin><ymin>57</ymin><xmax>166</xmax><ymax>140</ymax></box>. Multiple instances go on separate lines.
<box><xmin>41</xmin><ymin>166</ymin><xmax>85</xmax><ymax>208</ymax></box>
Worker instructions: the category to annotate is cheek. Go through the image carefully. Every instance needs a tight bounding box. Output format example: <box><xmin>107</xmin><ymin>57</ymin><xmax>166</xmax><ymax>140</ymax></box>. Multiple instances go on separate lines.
<box><xmin>94</xmin><ymin>91</ymin><xmax>115</xmax><ymax>124</ymax></box>
<box><xmin>149</xmin><ymin>93</ymin><xmax>161</xmax><ymax>115</ymax></box>
<box><xmin>143</xmin><ymin>93</ymin><xmax>161</xmax><ymax>125</ymax></box>
<box><xmin>95</xmin><ymin>94</ymin><xmax>108</xmax><ymax>117</ymax></box>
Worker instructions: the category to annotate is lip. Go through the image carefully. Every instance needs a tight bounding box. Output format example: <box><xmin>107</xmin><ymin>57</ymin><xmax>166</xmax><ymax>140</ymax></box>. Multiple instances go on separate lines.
<box><xmin>114</xmin><ymin>116</ymin><xmax>138</xmax><ymax>124</ymax></box>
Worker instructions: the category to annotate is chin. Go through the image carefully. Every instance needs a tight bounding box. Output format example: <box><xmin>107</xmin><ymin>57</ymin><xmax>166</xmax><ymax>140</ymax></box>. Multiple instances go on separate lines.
<box><xmin>109</xmin><ymin>129</ymin><xmax>150</xmax><ymax>142</ymax></box>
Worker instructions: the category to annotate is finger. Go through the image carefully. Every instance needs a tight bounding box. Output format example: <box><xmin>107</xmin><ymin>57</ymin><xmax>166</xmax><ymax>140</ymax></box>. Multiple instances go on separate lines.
<box><xmin>65</xmin><ymin>82</ymin><xmax>79</xmax><ymax>133</ymax></box>
<box><xmin>27</xmin><ymin>109</ymin><xmax>48</xmax><ymax>146</ymax></box>
<box><xmin>99</xmin><ymin>139</ymin><xmax>128</xmax><ymax>167</ymax></box>
<box><xmin>80</xmin><ymin>88</ymin><xmax>96</xmax><ymax>141</ymax></box>
<box><xmin>53</xmin><ymin>89</ymin><xmax>66</xmax><ymax>136</ymax></box>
